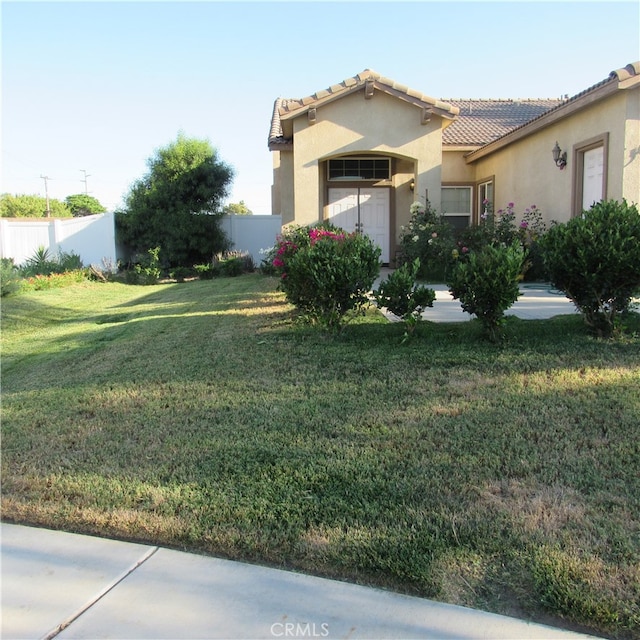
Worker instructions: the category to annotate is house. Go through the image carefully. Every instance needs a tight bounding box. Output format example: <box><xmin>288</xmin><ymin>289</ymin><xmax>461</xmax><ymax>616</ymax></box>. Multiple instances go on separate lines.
<box><xmin>268</xmin><ymin>63</ymin><xmax>639</xmax><ymax>264</ymax></box>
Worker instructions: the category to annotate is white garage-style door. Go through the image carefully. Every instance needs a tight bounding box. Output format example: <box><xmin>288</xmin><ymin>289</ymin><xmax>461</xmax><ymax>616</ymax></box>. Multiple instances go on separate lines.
<box><xmin>327</xmin><ymin>188</ymin><xmax>390</xmax><ymax>263</ymax></box>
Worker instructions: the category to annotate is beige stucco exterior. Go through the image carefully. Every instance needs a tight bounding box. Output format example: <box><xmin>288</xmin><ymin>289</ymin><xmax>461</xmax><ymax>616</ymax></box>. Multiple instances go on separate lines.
<box><xmin>274</xmin><ymin>90</ymin><xmax>455</xmax><ymax>240</ymax></box>
<box><xmin>270</xmin><ymin>64</ymin><xmax>639</xmax><ymax>263</ymax></box>
<box><xmin>467</xmin><ymin>83</ymin><xmax>640</xmax><ymax>224</ymax></box>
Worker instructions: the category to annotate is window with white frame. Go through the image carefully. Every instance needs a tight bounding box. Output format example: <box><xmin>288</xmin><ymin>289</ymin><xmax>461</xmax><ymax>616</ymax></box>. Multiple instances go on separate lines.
<box><xmin>478</xmin><ymin>180</ymin><xmax>494</xmax><ymax>218</ymax></box>
<box><xmin>573</xmin><ymin>134</ymin><xmax>608</xmax><ymax>216</ymax></box>
<box><xmin>441</xmin><ymin>186</ymin><xmax>472</xmax><ymax>230</ymax></box>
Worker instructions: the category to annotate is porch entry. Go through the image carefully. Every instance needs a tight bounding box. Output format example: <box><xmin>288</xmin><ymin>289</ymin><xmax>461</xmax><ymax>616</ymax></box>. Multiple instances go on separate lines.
<box><xmin>327</xmin><ymin>187</ymin><xmax>390</xmax><ymax>263</ymax></box>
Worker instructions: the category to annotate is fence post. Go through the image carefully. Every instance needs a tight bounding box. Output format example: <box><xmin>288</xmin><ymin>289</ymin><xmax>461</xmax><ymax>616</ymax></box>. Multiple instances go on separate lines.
<box><xmin>52</xmin><ymin>219</ymin><xmax>65</xmax><ymax>255</ymax></box>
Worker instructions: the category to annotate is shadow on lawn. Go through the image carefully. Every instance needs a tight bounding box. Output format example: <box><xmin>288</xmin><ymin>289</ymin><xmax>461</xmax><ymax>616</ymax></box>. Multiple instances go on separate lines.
<box><xmin>2</xmin><ymin>284</ymin><xmax>639</xmax><ymax>639</ymax></box>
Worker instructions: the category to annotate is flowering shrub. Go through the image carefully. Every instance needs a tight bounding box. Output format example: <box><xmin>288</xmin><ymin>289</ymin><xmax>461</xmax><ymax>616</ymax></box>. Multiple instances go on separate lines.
<box><xmin>273</xmin><ymin>224</ymin><xmax>381</xmax><ymax>331</ymax></box>
<box><xmin>516</xmin><ymin>204</ymin><xmax>548</xmax><ymax>280</ymax></box>
<box><xmin>373</xmin><ymin>258</ymin><xmax>436</xmax><ymax>341</ymax></box>
<box><xmin>398</xmin><ymin>201</ymin><xmax>455</xmax><ymax>280</ymax></box>
<box><xmin>447</xmin><ymin>240</ymin><xmax>525</xmax><ymax>341</ymax></box>
<box><xmin>20</xmin><ymin>270</ymin><xmax>87</xmax><ymax>292</ymax></box>
<box><xmin>540</xmin><ymin>199</ymin><xmax>640</xmax><ymax>337</ymax></box>
<box><xmin>457</xmin><ymin>201</ymin><xmax>519</xmax><ymax>251</ymax></box>
<box><xmin>457</xmin><ymin>202</ymin><xmax>547</xmax><ymax>281</ymax></box>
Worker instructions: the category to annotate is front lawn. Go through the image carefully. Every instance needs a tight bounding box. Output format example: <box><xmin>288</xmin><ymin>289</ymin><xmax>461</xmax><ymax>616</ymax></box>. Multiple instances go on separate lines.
<box><xmin>1</xmin><ymin>275</ymin><xmax>639</xmax><ymax>639</ymax></box>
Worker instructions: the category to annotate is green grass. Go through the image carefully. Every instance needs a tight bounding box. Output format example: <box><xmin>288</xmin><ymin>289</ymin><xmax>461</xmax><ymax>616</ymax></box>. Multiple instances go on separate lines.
<box><xmin>2</xmin><ymin>275</ymin><xmax>639</xmax><ymax>639</ymax></box>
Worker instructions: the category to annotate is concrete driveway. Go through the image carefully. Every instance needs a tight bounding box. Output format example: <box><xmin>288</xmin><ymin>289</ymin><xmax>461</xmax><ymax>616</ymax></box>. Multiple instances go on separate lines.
<box><xmin>374</xmin><ymin>280</ymin><xmax>580</xmax><ymax>323</ymax></box>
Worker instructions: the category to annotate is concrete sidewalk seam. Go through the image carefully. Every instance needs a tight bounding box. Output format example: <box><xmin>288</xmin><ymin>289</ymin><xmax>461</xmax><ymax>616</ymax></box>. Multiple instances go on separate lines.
<box><xmin>40</xmin><ymin>545</ymin><xmax>159</xmax><ymax>640</ymax></box>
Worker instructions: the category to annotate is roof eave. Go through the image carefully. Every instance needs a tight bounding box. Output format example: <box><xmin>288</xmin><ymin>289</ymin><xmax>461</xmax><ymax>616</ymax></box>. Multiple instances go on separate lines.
<box><xmin>268</xmin><ymin>140</ymin><xmax>293</xmax><ymax>152</ymax></box>
<box><xmin>279</xmin><ymin>78</ymin><xmax>459</xmax><ymax>122</ymax></box>
<box><xmin>279</xmin><ymin>90</ymin><xmax>458</xmax><ymax>122</ymax></box>
<box><xmin>464</xmin><ymin>77</ymin><xmax>622</xmax><ymax>163</ymax></box>
<box><xmin>443</xmin><ymin>145</ymin><xmax>481</xmax><ymax>152</ymax></box>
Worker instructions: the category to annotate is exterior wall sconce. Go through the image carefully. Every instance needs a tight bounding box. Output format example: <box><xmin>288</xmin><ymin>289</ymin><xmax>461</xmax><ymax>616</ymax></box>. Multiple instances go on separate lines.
<box><xmin>409</xmin><ymin>179</ymin><xmax>415</xmax><ymax>191</ymax></box>
<box><xmin>552</xmin><ymin>142</ymin><xmax>567</xmax><ymax>170</ymax></box>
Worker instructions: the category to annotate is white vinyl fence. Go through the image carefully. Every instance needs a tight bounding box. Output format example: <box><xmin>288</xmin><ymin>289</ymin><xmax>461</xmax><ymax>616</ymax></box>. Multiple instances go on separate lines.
<box><xmin>220</xmin><ymin>214</ymin><xmax>282</xmax><ymax>265</ymax></box>
<box><xmin>0</xmin><ymin>212</ymin><xmax>117</xmax><ymax>269</ymax></box>
<box><xmin>0</xmin><ymin>213</ymin><xmax>282</xmax><ymax>269</ymax></box>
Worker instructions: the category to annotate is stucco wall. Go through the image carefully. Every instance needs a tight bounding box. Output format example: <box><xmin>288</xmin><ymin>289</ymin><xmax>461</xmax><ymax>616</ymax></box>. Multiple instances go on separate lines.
<box><xmin>278</xmin><ymin>151</ymin><xmax>295</xmax><ymax>225</ymax></box>
<box><xmin>469</xmin><ymin>91</ymin><xmax>636</xmax><ymax>225</ymax></box>
<box><xmin>271</xmin><ymin>151</ymin><xmax>282</xmax><ymax>220</ymax></box>
<box><xmin>622</xmin><ymin>89</ymin><xmax>640</xmax><ymax>205</ymax></box>
<box><xmin>442</xmin><ymin>149</ymin><xmax>476</xmax><ymax>183</ymax></box>
<box><xmin>286</xmin><ymin>90</ymin><xmax>445</xmax><ymax>227</ymax></box>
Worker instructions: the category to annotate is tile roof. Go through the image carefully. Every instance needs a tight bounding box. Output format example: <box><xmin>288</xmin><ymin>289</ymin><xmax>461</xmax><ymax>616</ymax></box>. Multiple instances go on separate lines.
<box><xmin>277</xmin><ymin>69</ymin><xmax>459</xmax><ymax>119</ymax></box>
<box><xmin>269</xmin><ymin>63</ymin><xmax>640</xmax><ymax>150</ymax></box>
<box><xmin>441</xmin><ymin>99</ymin><xmax>563</xmax><ymax>146</ymax></box>
<box><xmin>464</xmin><ymin>62</ymin><xmax>640</xmax><ymax>158</ymax></box>
<box><xmin>269</xmin><ymin>69</ymin><xmax>459</xmax><ymax>149</ymax></box>
<box><xmin>269</xmin><ymin>98</ymin><xmax>295</xmax><ymax>149</ymax></box>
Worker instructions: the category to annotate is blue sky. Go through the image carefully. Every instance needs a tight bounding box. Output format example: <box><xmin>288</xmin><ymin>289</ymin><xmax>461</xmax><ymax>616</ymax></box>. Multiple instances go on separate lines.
<box><xmin>2</xmin><ymin>1</ymin><xmax>639</xmax><ymax>214</ymax></box>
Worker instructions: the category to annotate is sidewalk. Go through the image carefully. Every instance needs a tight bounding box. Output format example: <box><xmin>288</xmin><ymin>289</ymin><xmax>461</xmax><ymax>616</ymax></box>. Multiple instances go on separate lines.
<box><xmin>2</xmin><ymin>523</ymin><xmax>601</xmax><ymax>640</ymax></box>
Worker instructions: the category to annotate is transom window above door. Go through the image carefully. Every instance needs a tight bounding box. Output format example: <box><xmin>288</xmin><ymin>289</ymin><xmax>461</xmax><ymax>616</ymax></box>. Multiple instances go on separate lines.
<box><xmin>328</xmin><ymin>157</ymin><xmax>391</xmax><ymax>181</ymax></box>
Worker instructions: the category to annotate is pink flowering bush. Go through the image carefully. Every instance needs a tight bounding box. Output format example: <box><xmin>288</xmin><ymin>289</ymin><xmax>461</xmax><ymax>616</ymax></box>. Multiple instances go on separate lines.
<box><xmin>399</xmin><ymin>200</ymin><xmax>547</xmax><ymax>282</ymax></box>
<box><xmin>273</xmin><ymin>224</ymin><xmax>381</xmax><ymax>331</ymax></box>
<box><xmin>458</xmin><ymin>202</ymin><xmax>547</xmax><ymax>281</ymax></box>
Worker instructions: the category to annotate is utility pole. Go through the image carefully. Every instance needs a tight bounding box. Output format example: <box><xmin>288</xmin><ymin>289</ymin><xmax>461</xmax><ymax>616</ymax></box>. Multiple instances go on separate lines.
<box><xmin>40</xmin><ymin>175</ymin><xmax>51</xmax><ymax>217</ymax></box>
<box><xmin>80</xmin><ymin>169</ymin><xmax>91</xmax><ymax>195</ymax></box>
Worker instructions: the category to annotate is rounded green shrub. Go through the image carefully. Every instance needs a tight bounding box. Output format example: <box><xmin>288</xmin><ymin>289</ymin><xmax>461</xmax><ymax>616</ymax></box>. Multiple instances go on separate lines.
<box><xmin>447</xmin><ymin>241</ymin><xmax>525</xmax><ymax>341</ymax></box>
<box><xmin>373</xmin><ymin>258</ymin><xmax>436</xmax><ymax>340</ymax></box>
<box><xmin>273</xmin><ymin>225</ymin><xmax>381</xmax><ymax>331</ymax></box>
<box><xmin>540</xmin><ymin>199</ymin><xmax>640</xmax><ymax>337</ymax></box>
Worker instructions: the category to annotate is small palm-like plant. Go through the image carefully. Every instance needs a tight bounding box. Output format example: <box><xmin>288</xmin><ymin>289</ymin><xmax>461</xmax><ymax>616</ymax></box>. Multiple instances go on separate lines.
<box><xmin>21</xmin><ymin>246</ymin><xmax>60</xmax><ymax>277</ymax></box>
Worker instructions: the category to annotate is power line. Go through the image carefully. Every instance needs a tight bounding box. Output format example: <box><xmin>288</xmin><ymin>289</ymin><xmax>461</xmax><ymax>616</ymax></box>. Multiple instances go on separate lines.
<box><xmin>40</xmin><ymin>175</ymin><xmax>51</xmax><ymax>217</ymax></box>
<box><xmin>80</xmin><ymin>169</ymin><xmax>92</xmax><ymax>195</ymax></box>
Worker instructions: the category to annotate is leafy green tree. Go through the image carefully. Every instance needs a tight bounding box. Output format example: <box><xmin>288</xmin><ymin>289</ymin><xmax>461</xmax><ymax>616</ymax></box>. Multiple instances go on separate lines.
<box><xmin>116</xmin><ymin>133</ymin><xmax>234</xmax><ymax>267</ymax></box>
<box><xmin>0</xmin><ymin>193</ymin><xmax>72</xmax><ymax>218</ymax></box>
<box><xmin>65</xmin><ymin>194</ymin><xmax>107</xmax><ymax>217</ymax></box>
<box><xmin>223</xmin><ymin>200</ymin><xmax>252</xmax><ymax>215</ymax></box>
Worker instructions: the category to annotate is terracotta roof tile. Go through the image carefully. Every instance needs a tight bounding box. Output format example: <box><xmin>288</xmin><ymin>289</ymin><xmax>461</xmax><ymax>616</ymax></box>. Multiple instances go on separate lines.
<box><xmin>464</xmin><ymin>62</ymin><xmax>639</xmax><ymax>154</ymax></box>
<box><xmin>276</xmin><ymin>69</ymin><xmax>459</xmax><ymax>120</ymax></box>
<box><xmin>268</xmin><ymin>64</ymin><xmax>638</xmax><ymax>150</ymax></box>
<box><xmin>442</xmin><ymin>99</ymin><xmax>562</xmax><ymax>146</ymax></box>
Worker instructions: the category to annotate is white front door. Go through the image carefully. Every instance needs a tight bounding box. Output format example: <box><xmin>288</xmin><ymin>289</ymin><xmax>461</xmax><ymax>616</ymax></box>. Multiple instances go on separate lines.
<box><xmin>582</xmin><ymin>146</ymin><xmax>604</xmax><ymax>211</ymax></box>
<box><xmin>327</xmin><ymin>187</ymin><xmax>390</xmax><ymax>263</ymax></box>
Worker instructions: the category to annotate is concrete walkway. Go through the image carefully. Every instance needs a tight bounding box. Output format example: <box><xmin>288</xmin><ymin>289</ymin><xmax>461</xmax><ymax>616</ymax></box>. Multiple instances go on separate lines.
<box><xmin>2</xmin><ymin>523</ymin><xmax>601</xmax><ymax>640</ymax></box>
<box><xmin>373</xmin><ymin>279</ymin><xmax>580</xmax><ymax>323</ymax></box>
